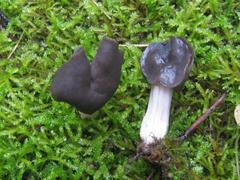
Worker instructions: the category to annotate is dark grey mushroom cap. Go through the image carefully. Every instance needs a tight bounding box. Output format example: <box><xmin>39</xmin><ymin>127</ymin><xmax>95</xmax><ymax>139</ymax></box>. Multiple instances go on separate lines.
<box><xmin>51</xmin><ymin>38</ymin><xmax>123</xmax><ymax>114</ymax></box>
<box><xmin>141</xmin><ymin>37</ymin><xmax>194</xmax><ymax>88</ymax></box>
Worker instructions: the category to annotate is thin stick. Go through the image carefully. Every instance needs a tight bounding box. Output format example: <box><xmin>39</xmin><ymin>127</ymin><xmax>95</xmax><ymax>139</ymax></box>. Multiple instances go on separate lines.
<box><xmin>119</xmin><ymin>44</ymin><xmax>149</xmax><ymax>48</ymax></box>
<box><xmin>178</xmin><ymin>90</ymin><xmax>229</xmax><ymax>143</ymax></box>
<box><xmin>91</xmin><ymin>0</ymin><xmax>111</xmax><ymax>20</ymax></box>
<box><xmin>7</xmin><ymin>32</ymin><xmax>24</xmax><ymax>59</ymax></box>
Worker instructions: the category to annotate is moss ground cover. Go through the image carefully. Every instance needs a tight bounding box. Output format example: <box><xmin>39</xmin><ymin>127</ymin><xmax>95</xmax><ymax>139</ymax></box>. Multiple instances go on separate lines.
<box><xmin>0</xmin><ymin>0</ymin><xmax>239</xmax><ymax>179</ymax></box>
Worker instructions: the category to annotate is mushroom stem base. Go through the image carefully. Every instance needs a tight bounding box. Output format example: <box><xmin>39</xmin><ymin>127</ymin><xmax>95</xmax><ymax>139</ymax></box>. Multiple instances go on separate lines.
<box><xmin>79</xmin><ymin>112</ymin><xmax>97</xmax><ymax>119</ymax></box>
<box><xmin>137</xmin><ymin>139</ymin><xmax>171</xmax><ymax>164</ymax></box>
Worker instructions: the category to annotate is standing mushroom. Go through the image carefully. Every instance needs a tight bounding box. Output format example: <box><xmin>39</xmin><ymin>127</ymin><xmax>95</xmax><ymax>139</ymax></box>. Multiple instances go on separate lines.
<box><xmin>139</xmin><ymin>37</ymin><xmax>194</xmax><ymax>152</ymax></box>
<box><xmin>51</xmin><ymin>38</ymin><xmax>123</xmax><ymax>114</ymax></box>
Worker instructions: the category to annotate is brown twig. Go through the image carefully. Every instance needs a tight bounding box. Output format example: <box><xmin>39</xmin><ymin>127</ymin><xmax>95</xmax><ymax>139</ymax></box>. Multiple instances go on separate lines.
<box><xmin>178</xmin><ymin>90</ymin><xmax>229</xmax><ymax>143</ymax></box>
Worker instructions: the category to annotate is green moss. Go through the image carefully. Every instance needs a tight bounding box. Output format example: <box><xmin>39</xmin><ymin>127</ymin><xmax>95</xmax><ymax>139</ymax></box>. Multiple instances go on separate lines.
<box><xmin>0</xmin><ymin>0</ymin><xmax>239</xmax><ymax>179</ymax></box>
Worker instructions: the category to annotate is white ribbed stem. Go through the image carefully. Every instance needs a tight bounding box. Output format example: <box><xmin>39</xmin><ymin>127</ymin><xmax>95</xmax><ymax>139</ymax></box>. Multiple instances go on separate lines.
<box><xmin>140</xmin><ymin>85</ymin><xmax>173</xmax><ymax>144</ymax></box>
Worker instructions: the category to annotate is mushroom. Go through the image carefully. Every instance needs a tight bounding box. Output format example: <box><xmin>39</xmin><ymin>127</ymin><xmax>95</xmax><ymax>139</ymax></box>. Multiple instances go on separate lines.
<box><xmin>234</xmin><ymin>105</ymin><xmax>240</xmax><ymax>125</ymax></box>
<box><xmin>51</xmin><ymin>38</ymin><xmax>123</xmax><ymax>114</ymax></box>
<box><xmin>139</xmin><ymin>37</ymin><xmax>194</xmax><ymax>149</ymax></box>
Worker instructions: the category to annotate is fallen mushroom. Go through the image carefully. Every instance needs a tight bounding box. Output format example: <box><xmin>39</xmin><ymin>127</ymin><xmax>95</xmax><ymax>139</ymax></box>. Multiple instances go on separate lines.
<box><xmin>138</xmin><ymin>37</ymin><xmax>194</xmax><ymax>153</ymax></box>
<box><xmin>51</xmin><ymin>38</ymin><xmax>123</xmax><ymax>114</ymax></box>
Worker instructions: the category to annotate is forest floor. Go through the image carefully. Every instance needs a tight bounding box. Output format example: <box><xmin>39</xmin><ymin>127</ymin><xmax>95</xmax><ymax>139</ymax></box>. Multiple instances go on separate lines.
<box><xmin>0</xmin><ymin>0</ymin><xmax>239</xmax><ymax>179</ymax></box>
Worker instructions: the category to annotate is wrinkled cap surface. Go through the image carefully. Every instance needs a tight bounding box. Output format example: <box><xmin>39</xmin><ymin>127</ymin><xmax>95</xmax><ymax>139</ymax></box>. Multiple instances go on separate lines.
<box><xmin>51</xmin><ymin>38</ymin><xmax>123</xmax><ymax>114</ymax></box>
<box><xmin>141</xmin><ymin>37</ymin><xmax>194</xmax><ymax>88</ymax></box>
